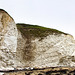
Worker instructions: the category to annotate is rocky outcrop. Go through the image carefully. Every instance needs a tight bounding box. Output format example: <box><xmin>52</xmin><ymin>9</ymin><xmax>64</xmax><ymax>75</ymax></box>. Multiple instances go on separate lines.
<box><xmin>0</xmin><ymin>9</ymin><xmax>17</xmax><ymax>52</ymax></box>
<box><xmin>0</xmin><ymin>9</ymin><xmax>18</xmax><ymax>70</ymax></box>
<box><xmin>16</xmin><ymin>24</ymin><xmax>75</xmax><ymax>68</ymax></box>
<box><xmin>0</xmin><ymin>9</ymin><xmax>75</xmax><ymax>72</ymax></box>
<box><xmin>3</xmin><ymin>67</ymin><xmax>75</xmax><ymax>75</ymax></box>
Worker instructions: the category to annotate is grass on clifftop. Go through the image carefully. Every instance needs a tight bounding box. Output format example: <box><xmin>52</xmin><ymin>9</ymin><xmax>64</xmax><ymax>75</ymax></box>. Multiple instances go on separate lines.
<box><xmin>16</xmin><ymin>23</ymin><xmax>67</xmax><ymax>38</ymax></box>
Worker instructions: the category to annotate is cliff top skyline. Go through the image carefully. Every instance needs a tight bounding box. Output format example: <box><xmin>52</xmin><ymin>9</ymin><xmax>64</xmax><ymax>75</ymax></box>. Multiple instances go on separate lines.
<box><xmin>0</xmin><ymin>0</ymin><xmax>75</xmax><ymax>38</ymax></box>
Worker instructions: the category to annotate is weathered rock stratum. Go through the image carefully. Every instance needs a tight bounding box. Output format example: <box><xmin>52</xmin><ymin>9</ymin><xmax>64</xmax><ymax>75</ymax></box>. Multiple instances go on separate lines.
<box><xmin>0</xmin><ymin>9</ymin><xmax>75</xmax><ymax>72</ymax></box>
<box><xmin>3</xmin><ymin>67</ymin><xmax>75</xmax><ymax>75</ymax></box>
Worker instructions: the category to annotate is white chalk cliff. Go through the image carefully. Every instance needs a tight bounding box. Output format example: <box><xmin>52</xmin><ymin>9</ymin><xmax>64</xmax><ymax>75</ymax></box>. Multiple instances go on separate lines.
<box><xmin>0</xmin><ymin>9</ymin><xmax>75</xmax><ymax>70</ymax></box>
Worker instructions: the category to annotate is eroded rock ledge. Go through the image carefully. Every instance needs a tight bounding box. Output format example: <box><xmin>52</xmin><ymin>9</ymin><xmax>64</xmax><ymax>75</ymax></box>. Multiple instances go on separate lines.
<box><xmin>3</xmin><ymin>67</ymin><xmax>75</xmax><ymax>75</ymax></box>
<box><xmin>0</xmin><ymin>9</ymin><xmax>75</xmax><ymax>74</ymax></box>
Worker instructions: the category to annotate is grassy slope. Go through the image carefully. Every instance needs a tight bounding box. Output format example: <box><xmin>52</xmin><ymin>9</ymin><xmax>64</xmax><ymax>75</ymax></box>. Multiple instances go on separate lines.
<box><xmin>16</xmin><ymin>23</ymin><xmax>67</xmax><ymax>38</ymax></box>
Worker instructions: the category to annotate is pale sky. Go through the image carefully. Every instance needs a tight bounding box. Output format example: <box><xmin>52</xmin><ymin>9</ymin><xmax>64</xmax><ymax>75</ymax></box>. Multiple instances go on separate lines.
<box><xmin>0</xmin><ymin>0</ymin><xmax>75</xmax><ymax>38</ymax></box>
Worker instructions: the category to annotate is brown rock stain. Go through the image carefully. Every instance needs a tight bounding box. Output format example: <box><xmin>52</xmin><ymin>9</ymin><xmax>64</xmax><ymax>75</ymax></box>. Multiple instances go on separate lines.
<box><xmin>1</xmin><ymin>12</ymin><xmax>12</xmax><ymax>33</ymax></box>
<box><xmin>0</xmin><ymin>9</ymin><xmax>13</xmax><ymax>47</ymax></box>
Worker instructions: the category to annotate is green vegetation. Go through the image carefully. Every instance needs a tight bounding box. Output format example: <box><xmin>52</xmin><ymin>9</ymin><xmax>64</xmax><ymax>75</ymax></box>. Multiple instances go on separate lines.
<box><xmin>16</xmin><ymin>23</ymin><xmax>67</xmax><ymax>38</ymax></box>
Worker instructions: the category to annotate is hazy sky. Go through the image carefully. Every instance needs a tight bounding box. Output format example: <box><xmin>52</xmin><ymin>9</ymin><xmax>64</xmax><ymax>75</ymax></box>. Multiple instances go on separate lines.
<box><xmin>0</xmin><ymin>0</ymin><xmax>75</xmax><ymax>38</ymax></box>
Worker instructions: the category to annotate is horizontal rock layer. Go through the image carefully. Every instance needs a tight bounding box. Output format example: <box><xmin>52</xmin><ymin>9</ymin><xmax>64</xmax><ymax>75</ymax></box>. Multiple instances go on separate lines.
<box><xmin>2</xmin><ymin>67</ymin><xmax>75</xmax><ymax>75</ymax></box>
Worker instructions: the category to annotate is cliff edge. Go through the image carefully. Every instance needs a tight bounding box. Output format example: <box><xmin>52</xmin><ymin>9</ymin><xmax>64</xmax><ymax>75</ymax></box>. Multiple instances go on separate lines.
<box><xmin>0</xmin><ymin>9</ymin><xmax>75</xmax><ymax>71</ymax></box>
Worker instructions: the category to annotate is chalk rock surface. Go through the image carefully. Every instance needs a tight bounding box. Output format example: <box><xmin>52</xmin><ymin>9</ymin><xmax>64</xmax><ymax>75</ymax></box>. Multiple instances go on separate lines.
<box><xmin>0</xmin><ymin>9</ymin><xmax>75</xmax><ymax>70</ymax></box>
<box><xmin>0</xmin><ymin>9</ymin><xmax>18</xmax><ymax>69</ymax></box>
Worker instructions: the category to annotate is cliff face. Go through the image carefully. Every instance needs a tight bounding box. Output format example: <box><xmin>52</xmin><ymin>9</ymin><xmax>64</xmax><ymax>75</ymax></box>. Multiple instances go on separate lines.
<box><xmin>0</xmin><ymin>9</ymin><xmax>18</xmax><ymax>69</ymax></box>
<box><xmin>0</xmin><ymin>9</ymin><xmax>75</xmax><ymax>70</ymax></box>
<box><xmin>0</xmin><ymin>9</ymin><xmax>17</xmax><ymax>52</ymax></box>
<box><xmin>16</xmin><ymin>24</ymin><xmax>75</xmax><ymax>68</ymax></box>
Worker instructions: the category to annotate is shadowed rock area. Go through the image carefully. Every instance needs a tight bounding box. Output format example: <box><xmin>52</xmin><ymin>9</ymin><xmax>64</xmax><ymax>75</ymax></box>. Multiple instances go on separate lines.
<box><xmin>2</xmin><ymin>67</ymin><xmax>75</xmax><ymax>75</ymax></box>
<box><xmin>0</xmin><ymin>9</ymin><xmax>75</xmax><ymax>75</ymax></box>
